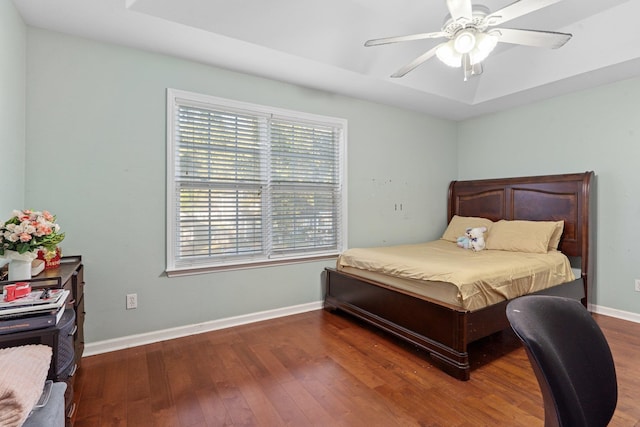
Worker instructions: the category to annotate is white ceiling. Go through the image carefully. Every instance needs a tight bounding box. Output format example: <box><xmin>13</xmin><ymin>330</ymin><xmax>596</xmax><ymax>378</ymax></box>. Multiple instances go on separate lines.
<box><xmin>12</xmin><ymin>0</ymin><xmax>640</xmax><ymax>120</ymax></box>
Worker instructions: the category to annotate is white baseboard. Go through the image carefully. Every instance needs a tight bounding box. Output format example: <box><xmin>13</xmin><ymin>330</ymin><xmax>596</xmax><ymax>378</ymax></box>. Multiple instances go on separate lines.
<box><xmin>84</xmin><ymin>300</ymin><xmax>639</xmax><ymax>357</ymax></box>
<box><xmin>591</xmin><ymin>304</ymin><xmax>640</xmax><ymax>324</ymax></box>
<box><xmin>83</xmin><ymin>300</ymin><xmax>324</xmax><ymax>357</ymax></box>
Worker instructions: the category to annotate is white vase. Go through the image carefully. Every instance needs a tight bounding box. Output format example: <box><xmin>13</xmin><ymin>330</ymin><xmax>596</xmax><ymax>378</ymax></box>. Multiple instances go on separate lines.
<box><xmin>8</xmin><ymin>259</ymin><xmax>32</xmax><ymax>281</ymax></box>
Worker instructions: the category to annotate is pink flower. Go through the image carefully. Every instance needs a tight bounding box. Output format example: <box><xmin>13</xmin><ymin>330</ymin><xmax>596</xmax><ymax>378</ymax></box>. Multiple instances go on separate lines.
<box><xmin>19</xmin><ymin>209</ymin><xmax>33</xmax><ymax>222</ymax></box>
<box><xmin>36</xmin><ymin>224</ymin><xmax>52</xmax><ymax>236</ymax></box>
<box><xmin>18</xmin><ymin>233</ymin><xmax>32</xmax><ymax>242</ymax></box>
<box><xmin>42</xmin><ymin>211</ymin><xmax>54</xmax><ymax>222</ymax></box>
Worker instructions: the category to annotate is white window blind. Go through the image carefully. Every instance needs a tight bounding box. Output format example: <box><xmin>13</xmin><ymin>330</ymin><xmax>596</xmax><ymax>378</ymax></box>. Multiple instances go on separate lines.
<box><xmin>166</xmin><ymin>89</ymin><xmax>346</xmax><ymax>275</ymax></box>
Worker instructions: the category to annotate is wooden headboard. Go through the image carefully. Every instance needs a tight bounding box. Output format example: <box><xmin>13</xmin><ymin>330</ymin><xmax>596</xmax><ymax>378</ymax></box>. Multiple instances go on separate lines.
<box><xmin>447</xmin><ymin>172</ymin><xmax>595</xmax><ymax>305</ymax></box>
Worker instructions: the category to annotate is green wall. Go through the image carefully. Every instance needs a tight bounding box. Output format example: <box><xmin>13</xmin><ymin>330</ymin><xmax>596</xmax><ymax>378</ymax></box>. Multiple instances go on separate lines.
<box><xmin>0</xmin><ymin>1</ymin><xmax>26</xmax><ymax>217</ymax></box>
<box><xmin>25</xmin><ymin>28</ymin><xmax>457</xmax><ymax>343</ymax></box>
<box><xmin>458</xmin><ymin>77</ymin><xmax>640</xmax><ymax>315</ymax></box>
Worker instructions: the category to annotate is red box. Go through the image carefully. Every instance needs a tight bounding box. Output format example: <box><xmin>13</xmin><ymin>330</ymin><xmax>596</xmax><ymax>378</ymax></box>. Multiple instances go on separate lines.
<box><xmin>14</xmin><ymin>282</ymin><xmax>31</xmax><ymax>299</ymax></box>
<box><xmin>3</xmin><ymin>284</ymin><xmax>16</xmax><ymax>302</ymax></box>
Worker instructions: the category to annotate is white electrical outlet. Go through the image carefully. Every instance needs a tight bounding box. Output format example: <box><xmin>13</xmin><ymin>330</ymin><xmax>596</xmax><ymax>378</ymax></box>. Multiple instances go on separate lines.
<box><xmin>635</xmin><ymin>280</ymin><xmax>640</xmax><ymax>292</ymax></box>
<box><xmin>126</xmin><ymin>293</ymin><xmax>138</xmax><ymax>309</ymax></box>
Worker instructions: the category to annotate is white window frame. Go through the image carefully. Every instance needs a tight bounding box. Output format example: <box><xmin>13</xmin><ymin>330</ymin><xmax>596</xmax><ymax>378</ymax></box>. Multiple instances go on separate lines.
<box><xmin>166</xmin><ymin>89</ymin><xmax>347</xmax><ymax>276</ymax></box>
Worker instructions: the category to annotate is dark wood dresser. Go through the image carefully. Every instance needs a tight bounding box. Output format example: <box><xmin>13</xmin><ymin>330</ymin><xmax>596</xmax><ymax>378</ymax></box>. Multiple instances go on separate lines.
<box><xmin>0</xmin><ymin>256</ymin><xmax>85</xmax><ymax>426</ymax></box>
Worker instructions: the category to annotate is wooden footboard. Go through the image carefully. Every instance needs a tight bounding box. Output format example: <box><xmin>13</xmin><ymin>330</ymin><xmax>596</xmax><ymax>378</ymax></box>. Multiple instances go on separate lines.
<box><xmin>325</xmin><ymin>267</ymin><xmax>585</xmax><ymax>380</ymax></box>
<box><xmin>324</xmin><ymin>268</ymin><xmax>472</xmax><ymax>380</ymax></box>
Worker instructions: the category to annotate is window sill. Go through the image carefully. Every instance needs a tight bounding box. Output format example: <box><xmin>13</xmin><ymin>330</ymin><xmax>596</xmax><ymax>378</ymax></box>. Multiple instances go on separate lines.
<box><xmin>165</xmin><ymin>254</ymin><xmax>338</xmax><ymax>277</ymax></box>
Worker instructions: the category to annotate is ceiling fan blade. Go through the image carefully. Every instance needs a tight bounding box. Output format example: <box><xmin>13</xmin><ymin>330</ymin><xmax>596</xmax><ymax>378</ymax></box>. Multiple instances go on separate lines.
<box><xmin>494</xmin><ymin>28</ymin><xmax>572</xmax><ymax>48</ymax></box>
<box><xmin>364</xmin><ymin>31</ymin><xmax>448</xmax><ymax>47</ymax></box>
<box><xmin>486</xmin><ymin>0</ymin><xmax>563</xmax><ymax>27</ymax></box>
<box><xmin>446</xmin><ymin>0</ymin><xmax>473</xmax><ymax>22</ymax></box>
<box><xmin>390</xmin><ymin>44</ymin><xmax>443</xmax><ymax>78</ymax></box>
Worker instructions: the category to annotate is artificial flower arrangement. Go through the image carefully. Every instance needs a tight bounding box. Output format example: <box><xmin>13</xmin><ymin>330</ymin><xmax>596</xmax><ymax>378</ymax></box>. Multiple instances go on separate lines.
<box><xmin>0</xmin><ymin>209</ymin><xmax>65</xmax><ymax>261</ymax></box>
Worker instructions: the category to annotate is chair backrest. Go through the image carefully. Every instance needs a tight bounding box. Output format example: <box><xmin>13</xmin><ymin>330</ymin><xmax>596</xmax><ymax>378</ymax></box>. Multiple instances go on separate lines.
<box><xmin>506</xmin><ymin>295</ymin><xmax>617</xmax><ymax>427</ymax></box>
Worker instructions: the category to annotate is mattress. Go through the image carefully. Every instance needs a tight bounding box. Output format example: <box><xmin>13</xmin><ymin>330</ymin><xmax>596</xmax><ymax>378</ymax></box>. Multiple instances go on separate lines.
<box><xmin>337</xmin><ymin>239</ymin><xmax>576</xmax><ymax>311</ymax></box>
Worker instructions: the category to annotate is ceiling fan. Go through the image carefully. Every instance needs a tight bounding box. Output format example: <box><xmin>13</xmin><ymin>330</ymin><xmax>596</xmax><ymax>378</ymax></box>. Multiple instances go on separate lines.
<box><xmin>365</xmin><ymin>0</ymin><xmax>572</xmax><ymax>81</ymax></box>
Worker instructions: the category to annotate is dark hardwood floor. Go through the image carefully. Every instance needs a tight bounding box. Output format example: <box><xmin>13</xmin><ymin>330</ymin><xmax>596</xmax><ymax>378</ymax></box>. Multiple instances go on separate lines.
<box><xmin>73</xmin><ymin>310</ymin><xmax>640</xmax><ymax>426</ymax></box>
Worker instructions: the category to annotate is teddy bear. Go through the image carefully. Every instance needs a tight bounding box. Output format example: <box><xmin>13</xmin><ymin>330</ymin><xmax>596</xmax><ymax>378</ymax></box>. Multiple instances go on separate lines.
<box><xmin>457</xmin><ymin>227</ymin><xmax>487</xmax><ymax>251</ymax></box>
<box><xmin>456</xmin><ymin>235</ymin><xmax>471</xmax><ymax>249</ymax></box>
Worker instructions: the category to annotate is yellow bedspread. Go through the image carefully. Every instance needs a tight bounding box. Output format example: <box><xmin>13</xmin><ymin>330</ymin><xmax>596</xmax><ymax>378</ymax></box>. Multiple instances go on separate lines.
<box><xmin>337</xmin><ymin>239</ymin><xmax>576</xmax><ymax>310</ymax></box>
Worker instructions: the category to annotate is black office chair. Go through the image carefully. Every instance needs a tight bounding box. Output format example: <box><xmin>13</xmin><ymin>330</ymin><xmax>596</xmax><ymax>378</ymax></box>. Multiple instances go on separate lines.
<box><xmin>506</xmin><ymin>295</ymin><xmax>617</xmax><ymax>427</ymax></box>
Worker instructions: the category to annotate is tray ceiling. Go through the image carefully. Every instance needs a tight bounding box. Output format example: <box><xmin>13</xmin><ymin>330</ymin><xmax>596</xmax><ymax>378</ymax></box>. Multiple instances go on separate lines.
<box><xmin>12</xmin><ymin>0</ymin><xmax>640</xmax><ymax>120</ymax></box>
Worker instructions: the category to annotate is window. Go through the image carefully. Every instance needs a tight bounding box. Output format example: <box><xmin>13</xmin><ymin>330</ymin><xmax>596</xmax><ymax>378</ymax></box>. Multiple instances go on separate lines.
<box><xmin>166</xmin><ymin>89</ymin><xmax>347</xmax><ymax>275</ymax></box>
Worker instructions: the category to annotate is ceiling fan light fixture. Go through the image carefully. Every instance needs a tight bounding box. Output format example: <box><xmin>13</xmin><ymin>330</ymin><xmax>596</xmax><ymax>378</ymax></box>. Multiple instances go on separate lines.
<box><xmin>436</xmin><ymin>40</ymin><xmax>462</xmax><ymax>67</ymax></box>
<box><xmin>437</xmin><ymin>30</ymin><xmax>497</xmax><ymax>69</ymax></box>
<box><xmin>470</xmin><ymin>32</ymin><xmax>498</xmax><ymax>63</ymax></box>
<box><xmin>477</xmin><ymin>32</ymin><xmax>498</xmax><ymax>52</ymax></box>
<box><xmin>454</xmin><ymin>31</ymin><xmax>476</xmax><ymax>54</ymax></box>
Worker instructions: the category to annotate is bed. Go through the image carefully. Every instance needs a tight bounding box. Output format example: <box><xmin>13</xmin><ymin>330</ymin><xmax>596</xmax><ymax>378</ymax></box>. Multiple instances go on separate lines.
<box><xmin>324</xmin><ymin>172</ymin><xmax>595</xmax><ymax>381</ymax></box>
